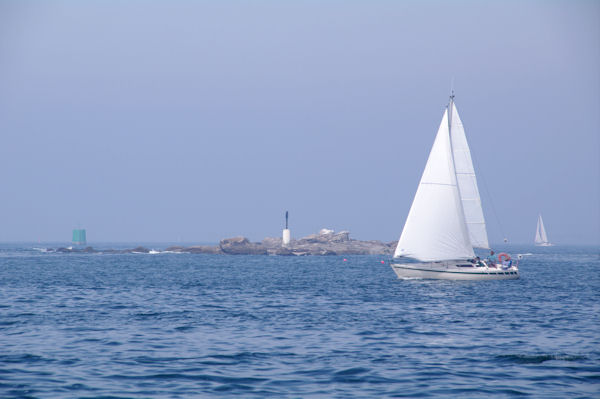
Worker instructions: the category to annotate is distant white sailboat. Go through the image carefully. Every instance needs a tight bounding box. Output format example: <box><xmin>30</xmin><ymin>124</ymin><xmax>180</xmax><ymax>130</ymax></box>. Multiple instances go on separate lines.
<box><xmin>390</xmin><ymin>94</ymin><xmax>519</xmax><ymax>280</ymax></box>
<box><xmin>534</xmin><ymin>214</ymin><xmax>553</xmax><ymax>246</ymax></box>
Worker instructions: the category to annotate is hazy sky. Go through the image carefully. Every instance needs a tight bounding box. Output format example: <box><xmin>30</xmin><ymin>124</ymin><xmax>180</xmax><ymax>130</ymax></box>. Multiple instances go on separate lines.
<box><xmin>0</xmin><ymin>1</ymin><xmax>598</xmax><ymax>244</ymax></box>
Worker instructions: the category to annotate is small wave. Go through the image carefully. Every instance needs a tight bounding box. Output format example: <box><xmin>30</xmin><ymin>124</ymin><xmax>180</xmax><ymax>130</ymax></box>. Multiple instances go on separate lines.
<box><xmin>497</xmin><ymin>353</ymin><xmax>587</xmax><ymax>364</ymax></box>
<box><xmin>0</xmin><ymin>353</ymin><xmax>53</xmax><ymax>364</ymax></box>
<box><xmin>208</xmin><ymin>352</ymin><xmax>271</xmax><ymax>361</ymax></box>
<box><xmin>62</xmin><ymin>382</ymin><xmax>97</xmax><ymax>392</ymax></box>
<box><xmin>334</xmin><ymin>367</ymin><xmax>370</xmax><ymax>376</ymax></box>
<box><xmin>135</xmin><ymin>312</ymin><xmax>163</xmax><ymax>318</ymax></box>
<box><xmin>148</xmin><ymin>250</ymin><xmax>161</xmax><ymax>254</ymax></box>
<box><xmin>331</xmin><ymin>367</ymin><xmax>371</xmax><ymax>383</ymax></box>
<box><xmin>174</xmin><ymin>325</ymin><xmax>195</xmax><ymax>332</ymax></box>
<box><xmin>108</xmin><ymin>372</ymin><xmax>268</xmax><ymax>385</ymax></box>
<box><xmin>296</xmin><ymin>367</ymin><xmax>334</xmax><ymax>376</ymax></box>
<box><xmin>213</xmin><ymin>383</ymin><xmax>255</xmax><ymax>392</ymax></box>
<box><xmin>133</xmin><ymin>355</ymin><xmax>189</xmax><ymax>364</ymax></box>
<box><xmin>357</xmin><ymin>330</ymin><xmax>378</xmax><ymax>336</ymax></box>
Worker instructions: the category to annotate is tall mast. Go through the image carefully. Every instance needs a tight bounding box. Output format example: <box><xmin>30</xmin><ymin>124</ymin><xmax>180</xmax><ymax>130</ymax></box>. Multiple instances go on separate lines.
<box><xmin>447</xmin><ymin>90</ymin><xmax>455</xmax><ymax>135</ymax></box>
<box><xmin>447</xmin><ymin>90</ymin><xmax>456</xmax><ymax>167</ymax></box>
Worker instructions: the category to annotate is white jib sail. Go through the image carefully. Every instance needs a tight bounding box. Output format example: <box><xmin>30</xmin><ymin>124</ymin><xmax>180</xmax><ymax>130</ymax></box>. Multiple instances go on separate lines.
<box><xmin>394</xmin><ymin>109</ymin><xmax>474</xmax><ymax>262</ymax></box>
<box><xmin>535</xmin><ymin>214</ymin><xmax>548</xmax><ymax>244</ymax></box>
<box><xmin>450</xmin><ymin>103</ymin><xmax>490</xmax><ymax>249</ymax></box>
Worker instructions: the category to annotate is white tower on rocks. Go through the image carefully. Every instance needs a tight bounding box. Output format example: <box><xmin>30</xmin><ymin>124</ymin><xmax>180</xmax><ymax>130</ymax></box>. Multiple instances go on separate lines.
<box><xmin>282</xmin><ymin>211</ymin><xmax>291</xmax><ymax>246</ymax></box>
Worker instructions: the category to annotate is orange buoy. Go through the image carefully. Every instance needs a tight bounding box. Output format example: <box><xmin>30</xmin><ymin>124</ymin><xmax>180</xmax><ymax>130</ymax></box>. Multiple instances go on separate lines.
<box><xmin>498</xmin><ymin>253</ymin><xmax>511</xmax><ymax>262</ymax></box>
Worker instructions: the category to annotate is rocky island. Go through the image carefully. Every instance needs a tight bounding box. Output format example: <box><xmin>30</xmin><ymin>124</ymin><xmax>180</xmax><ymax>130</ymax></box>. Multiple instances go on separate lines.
<box><xmin>52</xmin><ymin>230</ymin><xmax>397</xmax><ymax>256</ymax></box>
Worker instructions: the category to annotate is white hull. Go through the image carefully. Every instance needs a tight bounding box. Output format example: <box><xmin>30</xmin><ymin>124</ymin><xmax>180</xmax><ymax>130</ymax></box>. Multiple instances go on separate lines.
<box><xmin>535</xmin><ymin>243</ymin><xmax>553</xmax><ymax>247</ymax></box>
<box><xmin>391</xmin><ymin>261</ymin><xmax>519</xmax><ymax>281</ymax></box>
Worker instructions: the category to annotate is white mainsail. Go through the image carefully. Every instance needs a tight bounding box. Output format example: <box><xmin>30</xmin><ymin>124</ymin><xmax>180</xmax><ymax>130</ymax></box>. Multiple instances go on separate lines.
<box><xmin>450</xmin><ymin>104</ymin><xmax>490</xmax><ymax>249</ymax></box>
<box><xmin>394</xmin><ymin>108</ymin><xmax>474</xmax><ymax>262</ymax></box>
<box><xmin>535</xmin><ymin>214</ymin><xmax>550</xmax><ymax>245</ymax></box>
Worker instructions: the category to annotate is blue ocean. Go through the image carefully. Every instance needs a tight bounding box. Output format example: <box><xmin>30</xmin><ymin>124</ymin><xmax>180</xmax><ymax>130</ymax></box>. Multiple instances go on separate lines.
<box><xmin>1</xmin><ymin>244</ymin><xmax>598</xmax><ymax>398</ymax></box>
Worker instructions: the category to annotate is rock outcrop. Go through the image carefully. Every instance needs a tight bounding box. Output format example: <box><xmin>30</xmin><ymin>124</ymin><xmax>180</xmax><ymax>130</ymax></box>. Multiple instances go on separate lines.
<box><xmin>219</xmin><ymin>237</ymin><xmax>267</xmax><ymax>255</ymax></box>
<box><xmin>48</xmin><ymin>230</ymin><xmax>396</xmax><ymax>256</ymax></box>
<box><xmin>210</xmin><ymin>231</ymin><xmax>395</xmax><ymax>256</ymax></box>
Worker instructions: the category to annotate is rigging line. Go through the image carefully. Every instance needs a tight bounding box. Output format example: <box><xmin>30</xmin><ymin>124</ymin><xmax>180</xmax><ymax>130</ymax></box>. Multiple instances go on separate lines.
<box><xmin>470</xmin><ymin>146</ymin><xmax>507</xmax><ymax>243</ymax></box>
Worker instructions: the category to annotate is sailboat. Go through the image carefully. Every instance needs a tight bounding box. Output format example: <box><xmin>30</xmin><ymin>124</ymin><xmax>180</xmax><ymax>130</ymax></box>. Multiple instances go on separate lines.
<box><xmin>534</xmin><ymin>214</ymin><xmax>553</xmax><ymax>246</ymax></box>
<box><xmin>390</xmin><ymin>94</ymin><xmax>519</xmax><ymax>280</ymax></box>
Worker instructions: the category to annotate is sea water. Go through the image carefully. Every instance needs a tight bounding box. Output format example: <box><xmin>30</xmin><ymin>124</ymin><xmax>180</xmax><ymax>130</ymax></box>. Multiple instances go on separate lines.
<box><xmin>0</xmin><ymin>244</ymin><xmax>598</xmax><ymax>398</ymax></box>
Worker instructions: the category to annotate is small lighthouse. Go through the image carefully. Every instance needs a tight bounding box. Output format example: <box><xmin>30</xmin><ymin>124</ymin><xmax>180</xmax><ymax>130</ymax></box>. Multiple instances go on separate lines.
<box><xmin>72</xmin><ymin>229</ymin><xmax>87</xmax><ymax>245</ymax></box>
<box><xmin>282</xmin><ymin>211</ymin><xmax>291</xmax><ymax>246</ymax></box>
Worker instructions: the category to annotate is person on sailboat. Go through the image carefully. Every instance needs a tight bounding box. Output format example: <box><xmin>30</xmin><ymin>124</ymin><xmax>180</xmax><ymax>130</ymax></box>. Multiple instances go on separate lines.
<box><xmin>470</xmin><ymin>256</ymin><xmax>484</xmax><ymax>267</ymax></box>
<box><xmin>486</xmin><ymin>250</ymin><xmax>497</xmax><ymax>267</ymax></box>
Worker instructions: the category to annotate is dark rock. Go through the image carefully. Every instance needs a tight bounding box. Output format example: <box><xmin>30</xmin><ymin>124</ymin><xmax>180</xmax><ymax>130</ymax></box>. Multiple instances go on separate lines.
<box><xmin>186</xmin><ymin>245</ymin><xmax>222</xmax><ymax>254</ymax></box>
<box><xmin>267</xmin><ymin>247</ymin><xmax>294</xmax><ymax>256</ymax></box>
<box><xmin>165</xmin><ymin>246</ymin><xmax>185</xmax><ymax>252</ymax></box>
<box><xmin>220</xmin><ymin>236</ymin><xmax>267</xmax><ymax>255</ymax></box>
<box><xmin>220</xmin><ymin>236</ymin><xmax>249</xmax><ymax>246</ymax></box>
